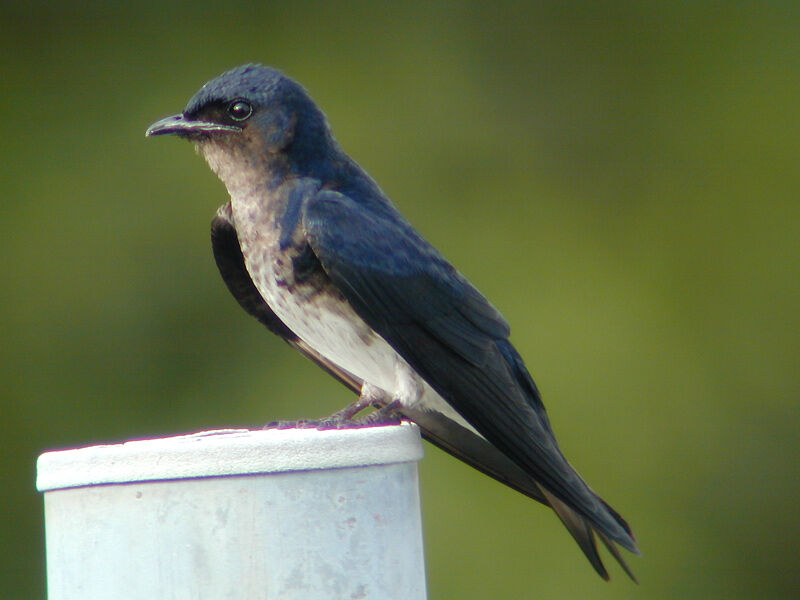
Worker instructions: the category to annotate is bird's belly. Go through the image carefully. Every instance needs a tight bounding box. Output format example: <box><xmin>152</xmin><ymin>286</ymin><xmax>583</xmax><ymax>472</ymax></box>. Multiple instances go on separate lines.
<box><xmin>260</xmin><ymin>273</ymin><xmax>480</xmax><ymax>433</ymax></box>
<box><xmin>244</xmin><ymin>254</ymin><xmax>403</xmax><ymax>396</ymax></box>
<box><xmin>268</xmin><ymin>283</ymin><xmax>403</xmax><ymax>394</ymax></box>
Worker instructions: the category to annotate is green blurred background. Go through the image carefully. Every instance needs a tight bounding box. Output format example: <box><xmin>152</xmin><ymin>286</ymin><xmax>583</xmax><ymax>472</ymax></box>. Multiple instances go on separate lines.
<box><xmin>2</xmin><ymin>1</ymin><xmax>798</xmax><ymax>598</ymax></box>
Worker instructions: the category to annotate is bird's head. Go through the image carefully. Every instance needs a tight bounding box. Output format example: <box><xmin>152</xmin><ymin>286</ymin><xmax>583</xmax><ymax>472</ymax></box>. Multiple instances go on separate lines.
<box><xmin>147</xmin><ymin>64</ymin><xmax>336</xmax><ymax>181</ymax></box>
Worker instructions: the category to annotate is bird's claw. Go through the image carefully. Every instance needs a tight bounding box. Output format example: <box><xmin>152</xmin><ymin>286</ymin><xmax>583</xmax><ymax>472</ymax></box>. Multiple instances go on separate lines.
<box><xmin>263</xmin><ymin>401</ymin><xmax>403</xmax><ymax>431</ymax></box>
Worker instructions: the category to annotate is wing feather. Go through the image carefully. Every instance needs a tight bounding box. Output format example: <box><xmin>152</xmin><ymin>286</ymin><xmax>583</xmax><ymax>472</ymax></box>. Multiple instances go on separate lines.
<box><xmin>303</xmin><ymin>190</ymin><xmax>637</xmax><ymax>554</ymax></box>
<box><xmin>213</xmin><ymin>198</ymin><xmax>637</xmax><ymax>577</ymax></box>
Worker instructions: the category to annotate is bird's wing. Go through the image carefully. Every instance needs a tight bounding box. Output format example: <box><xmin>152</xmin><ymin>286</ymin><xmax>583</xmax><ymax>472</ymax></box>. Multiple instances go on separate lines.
<box><xmin>303</xmin><ymin>190</ymin><xmax>638</xmax><ymax>555</ymax></box>
<box><xmin>212</xmin><ymin>200</ymin><xmax>636</xmax><ymax>579</ymax></box>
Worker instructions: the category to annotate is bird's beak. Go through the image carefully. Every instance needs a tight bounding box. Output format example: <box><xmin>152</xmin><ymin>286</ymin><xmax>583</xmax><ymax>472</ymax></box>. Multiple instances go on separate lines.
<box><xmin>145</xmin><ymin>114</ymin><xmax>242</xmax><ymax>138</ymax></box>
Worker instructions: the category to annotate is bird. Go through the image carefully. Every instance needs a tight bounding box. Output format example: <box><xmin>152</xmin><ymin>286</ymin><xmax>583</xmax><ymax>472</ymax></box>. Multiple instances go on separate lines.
<box><xmin>146</xmin><ymin>64</ymin><xmax>639</xmax><ymax>581</ymax></box>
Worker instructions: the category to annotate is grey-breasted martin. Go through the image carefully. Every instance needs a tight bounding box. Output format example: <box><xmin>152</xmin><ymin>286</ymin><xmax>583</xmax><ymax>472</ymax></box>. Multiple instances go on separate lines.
<box><xmin>147</xmin><ymin>64</ymin><xmax>638</xmax><ymax>581</ymax></box>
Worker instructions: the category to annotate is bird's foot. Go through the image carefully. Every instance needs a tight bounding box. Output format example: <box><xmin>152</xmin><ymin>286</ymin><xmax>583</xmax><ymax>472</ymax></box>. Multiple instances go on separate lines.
<box><xmin>291</xmin><ymin>382</ymin><xmax>386</xmax><ymax>427</ymax></box>
<box><xmin>349</xmin><ymin>400</ymin><xmax>403</xmax><ymax>426</ymax></box>
<box><xmin>264</xmin><ymin>384</ymin><xmax>400</xmax><ymax>430</ymax></box>
<box><xmin>263</xmin><ymin>401</ymin><xmax>403</xmax><ymax>430</ymax></box>
<box><xmin>312</xmin><ymin>399</ymin><xmax>403</xmax><ymax>429</ymax></box>
<box><xmin>263</xmin><ymin>419</ymin><xmax>333</xmax><ymax>430</ymax></box>
<box><xmin>263</xmin><ymin>395</ymin><xmax>375</xmax><ymax>430</ymax></box>
<box><xmin>324</xmin><ymin>396</ymin><xmax>376</xmax><ymax>422</ymax></box>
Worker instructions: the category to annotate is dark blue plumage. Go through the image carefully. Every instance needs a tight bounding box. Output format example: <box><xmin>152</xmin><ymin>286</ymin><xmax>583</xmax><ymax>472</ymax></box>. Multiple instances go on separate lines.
<box><xmin>147</xmin><ymin>64</ymin><xmax>638</xmax><ymax>581</ymax></box>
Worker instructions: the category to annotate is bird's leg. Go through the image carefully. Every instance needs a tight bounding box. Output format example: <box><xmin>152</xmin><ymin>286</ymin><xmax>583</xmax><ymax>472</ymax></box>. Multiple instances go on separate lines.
<box><xmin>265</xmin><ymin>382</ymin><xmax>391</xmax><ymax>430</ymax></box>
<box><xmin>320</xmin><ymin>381</ymin><xmax>391</xmax><ymax>427</ymax></box>
<box><xmin>350</xmin><ymin>362</ymin><xmax>421</xmax><ymax>426</ymax></box>
<box><xmin>316</xmin><ymin>384</ymin><xmax>407</xmax><ymax>428</ymax></box>
<box><xmin>325</xmin><ymin>382</ymin><xmax>390</xmax><ymax>422</ymax></box>
<box><xmin>351</xmin><ymin>400</ymin><xmax>403</xmax><ymax>426</ymax></box>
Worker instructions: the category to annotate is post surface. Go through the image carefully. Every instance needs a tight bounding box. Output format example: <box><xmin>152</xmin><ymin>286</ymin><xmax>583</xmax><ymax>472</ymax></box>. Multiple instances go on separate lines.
<box><xmin>37</xmin><ymin>425</ymin><xmax>427</xmax><ymax>600</ymax></box>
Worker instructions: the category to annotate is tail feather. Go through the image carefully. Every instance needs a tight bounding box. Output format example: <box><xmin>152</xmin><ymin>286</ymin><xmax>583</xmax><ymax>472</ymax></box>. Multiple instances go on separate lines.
<box><xmin>404</xmin><ymin>405</ymin><xmax>638</xmax><ymax>581</ymax></box>
<box><xmin>541</xmin><ymin>486</ymin><xmax>638</xmax><ymax>582</ymax></box>
<box><xmin>599</xmin><ymin>497</ymin><xmax>638</xmax><ymax>547</ymax></box>
<box><xmin>540</xmin><ymin>486</ymin><xmax>609</xmax><ymax>580</ymax></box>
<box><xmin>598</xmin><ymin>531</ymin><xmax>639</xmax><ymax>583</ymax></box>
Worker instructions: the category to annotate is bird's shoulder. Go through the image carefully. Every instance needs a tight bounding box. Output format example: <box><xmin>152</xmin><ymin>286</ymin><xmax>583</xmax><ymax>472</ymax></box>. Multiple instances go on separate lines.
<box><xmin>300</xmin><ymin>187</ymin><xmax>511</xmax><ymax>358</ymax></box>
<box><xmin>303</xmin><ymin>188</ymin><xmax>443</xmax><ymax>273</ymax></box>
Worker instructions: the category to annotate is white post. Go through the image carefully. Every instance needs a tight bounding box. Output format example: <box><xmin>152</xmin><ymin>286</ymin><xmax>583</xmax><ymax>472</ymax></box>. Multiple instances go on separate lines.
<box><xmin>37</xmin><ymin>424</ymin><xmax>427</xmax><ymax>600</ymax></box>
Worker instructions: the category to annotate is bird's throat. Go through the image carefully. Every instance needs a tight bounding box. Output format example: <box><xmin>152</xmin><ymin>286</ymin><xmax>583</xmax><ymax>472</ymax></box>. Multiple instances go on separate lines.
<box><xmin>198</xmin><ymin>139</ymin><xmax>286</xmax><ymax>204</ymax></box>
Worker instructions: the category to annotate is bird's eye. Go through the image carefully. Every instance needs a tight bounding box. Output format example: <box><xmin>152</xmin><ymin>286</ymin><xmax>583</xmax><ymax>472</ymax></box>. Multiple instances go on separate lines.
<box><xmin>228</xmin><ymin>100</ymin><xmax>253</xmax><ymax>121</ymax></box>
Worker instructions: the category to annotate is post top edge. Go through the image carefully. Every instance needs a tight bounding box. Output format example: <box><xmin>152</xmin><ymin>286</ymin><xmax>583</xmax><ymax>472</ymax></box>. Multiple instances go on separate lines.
<box><xmin>37</xmin><ymin>423</ymin><xmax>423</xmax><ymax>492</ymax></box>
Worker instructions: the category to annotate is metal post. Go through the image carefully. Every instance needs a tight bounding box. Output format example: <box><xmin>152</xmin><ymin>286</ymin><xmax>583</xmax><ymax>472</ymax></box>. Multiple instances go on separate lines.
<box><xmin>37</xmin><ymin>425</ymin><xmax>427</xmax><ymax>599</ymax></box>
